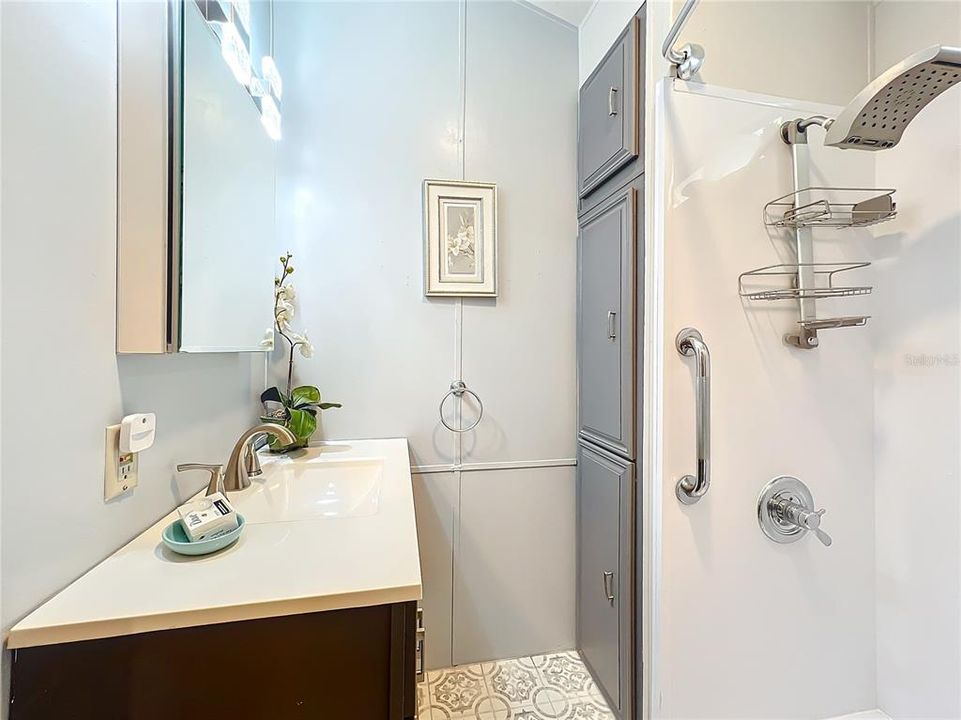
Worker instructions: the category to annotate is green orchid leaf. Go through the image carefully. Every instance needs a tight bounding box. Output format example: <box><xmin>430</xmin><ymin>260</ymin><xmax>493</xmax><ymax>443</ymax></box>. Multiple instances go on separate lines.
<box><xmin>287</xmin><ymin>407</ymin><xmax>317</xmax><ymax>442</ymax></box>
<box><xmin>318</xmin><ymin>402</ymin><xmax>343</xmax><ymax>410</ymax></box>
<box><xmin>290</xmin><ymin>385</ymin><xmax>321</xmax><ymax>408</ymax></box>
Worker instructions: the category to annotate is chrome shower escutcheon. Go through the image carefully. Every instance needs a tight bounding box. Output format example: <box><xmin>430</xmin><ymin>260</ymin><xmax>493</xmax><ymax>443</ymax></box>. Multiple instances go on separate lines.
<box><xmin>757</xmin><ymin>476</ymin><xmax>832</xmax><ymax>547</ymax></box>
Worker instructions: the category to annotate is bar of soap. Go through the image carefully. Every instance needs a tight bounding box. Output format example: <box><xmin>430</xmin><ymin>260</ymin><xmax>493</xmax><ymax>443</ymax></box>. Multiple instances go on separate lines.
<box><xmin>176</xmin><ymin>492</ymin><xmax>239</xmax><ymax>542</ymax></box>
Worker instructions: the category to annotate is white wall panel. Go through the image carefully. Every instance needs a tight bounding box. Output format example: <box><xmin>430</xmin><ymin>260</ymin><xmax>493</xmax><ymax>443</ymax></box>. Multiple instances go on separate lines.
<box><xmin>461</xmin><ymin>0</ymin><xmax>578</xmax><ymax>465</ymax></box>
<box><xmin>580</xmin><ymin>0</ymin><xmax>644</xmax><ymax>85</ymax></box>
<box><xmin>412</xmin><ymin>472</ymin><xmax>457</xmax><ymax>670</ymax></box>
<box><xmin>276</xmin><ymin>1</ymin><xmax>580</xmax><ymax>666</ymax></box>
<box><xmin>872</xmin><ymin>4</ymin><xmax>961</xmax><ymax>717</ymax></box>
<box><xmin>274</xmin><ymin>1</ymin><xmax>462</xmax><ymax>467</ymax></box>
<box><xmin>656</xmin><ymin>85</ymin><xmax>877</xmax><ymax>718</ymax></box>
<box><xmin>453</xmin><ymin>466</ymin><xmax>576</xmax><ymax>664</ymax></box>
<box><xmin>0</xmin><ymin>0</ymin><xmax>261</xmax><ymax>662</ymax></box>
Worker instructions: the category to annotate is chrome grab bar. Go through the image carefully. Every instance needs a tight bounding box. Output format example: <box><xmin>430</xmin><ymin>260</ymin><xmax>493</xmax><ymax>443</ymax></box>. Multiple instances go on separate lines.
<box><xmin>675</xmin><ymin>328</ymin><xmax>711</xmax><ymax>504</ymax></box>
<box><xmin>439</xmin><ymin>381</ymin><xmax>484</xmax><ymax>433</ymax></box>
<box><xmin>661</xmin><ymin>0</ymin><xmax>704</xmax><ymax>81</ymax></box>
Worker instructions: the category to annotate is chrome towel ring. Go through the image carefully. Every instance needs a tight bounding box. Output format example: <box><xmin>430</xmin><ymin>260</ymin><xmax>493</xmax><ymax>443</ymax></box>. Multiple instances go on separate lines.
<box><xmin>439</xmin><ymin>381</ymin><xmax>484</xmax><ymax>433</ymax></box>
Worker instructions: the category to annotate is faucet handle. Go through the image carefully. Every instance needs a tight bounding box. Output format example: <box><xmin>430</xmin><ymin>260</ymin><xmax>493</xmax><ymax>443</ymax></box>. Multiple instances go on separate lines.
<box><xmin>177</xmin><ymin>463</ymin><xmax>225</xmax><ymax>497</ymax></box>
<box><xmin>245</xmin><ymin>444</ymin><xmax>263</xmax><ymax>477</ymax></box>
<box><xmin>802</xmin><ymin>508</ymin><xmax>833</xmax><ymax>547</ymax></box>
<box><xmin>779</xmin><ymin>499</ymin><xmax>833</xmax><ymax>547</ymax></box>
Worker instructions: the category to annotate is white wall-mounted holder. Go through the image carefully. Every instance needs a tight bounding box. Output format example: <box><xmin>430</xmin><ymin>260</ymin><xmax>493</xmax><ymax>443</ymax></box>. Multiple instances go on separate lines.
<box><xmin>104</xmin><ymin>413</ymin><xmax>155</xmax><ymax>501</ymax></box>
<box><xmin>120</xmin><ymin>413</ymin><xmax>156</xmax><ymax>454</ymax></box>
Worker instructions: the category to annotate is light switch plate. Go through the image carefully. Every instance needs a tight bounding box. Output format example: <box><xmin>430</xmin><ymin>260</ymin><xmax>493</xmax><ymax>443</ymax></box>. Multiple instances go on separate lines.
<box><xmin>104</xmin><ymin>424</ymin><xmax>138</xmax><ymax>501</ymax></box>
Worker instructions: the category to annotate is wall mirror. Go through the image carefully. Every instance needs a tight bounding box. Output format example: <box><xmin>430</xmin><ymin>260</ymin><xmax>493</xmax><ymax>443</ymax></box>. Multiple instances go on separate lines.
<box><xmin>117</xmin><ymin>0</ymin><xmax>278</xmax><ymax>353</ymax></box>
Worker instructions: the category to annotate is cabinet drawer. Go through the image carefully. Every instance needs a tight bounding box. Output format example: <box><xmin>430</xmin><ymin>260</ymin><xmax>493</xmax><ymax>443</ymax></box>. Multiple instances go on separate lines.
<box><xmin>576</xmin><ymin>442</ymin><xmax>634</xmax><ymax>718</ymax></box>
<box><xmin>577</xmin><ymin>180</ymin><xmax>640</xmax><ymax>459</ymax></box>
<box><xmin>578</xmin><ymin>15</ymin><xmax>640</xmax><ymax>198</ymax></box>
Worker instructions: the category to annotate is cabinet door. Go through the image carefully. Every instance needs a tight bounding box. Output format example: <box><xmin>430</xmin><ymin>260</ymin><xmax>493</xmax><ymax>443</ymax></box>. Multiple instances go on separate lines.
<box><xmin>577</xmin><ymin>182</ymin><xmax>637</xmax><ymax>458</ymax></box>
<box><xmin>577</xmin><ymin>16</ymin><xmax>639</xmax><ymax>197</ymax></box>
<box><xmin>576</xmin><ymin>442</ymin><xmax>634</xmax><ymax>719</ymax></box>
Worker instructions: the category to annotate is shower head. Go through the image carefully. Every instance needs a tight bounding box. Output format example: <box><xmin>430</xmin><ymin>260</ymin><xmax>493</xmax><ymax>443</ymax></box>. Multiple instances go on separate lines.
<box><xmin>823</xmin><ymin>44</ymin><xmax>961</xmax><ymax>151</ymax></box>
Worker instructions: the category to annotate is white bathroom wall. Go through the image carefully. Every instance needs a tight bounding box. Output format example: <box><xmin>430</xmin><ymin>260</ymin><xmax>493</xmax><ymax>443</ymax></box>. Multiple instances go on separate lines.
<box><xmin>872</xmin><ymin>3</ymin><xmax>961</xmax><ymax>717</ymax></box>
<box><xmin>579</xmin><ymin>0</ymin><xmax>871</xmax><ymax>103</ymax></box>
<box><xmin>668</xmin><ymin>0</ymin><xmax>870</xmax><ymax>105</ymax></box>
<box><xmin>274</xmin><ymin>0</ymin><xmax>578</xmax><ymax>668</ymax></box>
<box><xmin>579</xmin><ymin>0</ymin><xmax>644</xmax><ymax>84</ymax></box>
<box><xmin>656</xmin><ymin>84</ymin><xmax>877</xmax><ymax>719</ymax></box>
<box><xmin>0</xmin><ymin>0</ymin><xmax>262</xmax><ymax>691</ymax></box>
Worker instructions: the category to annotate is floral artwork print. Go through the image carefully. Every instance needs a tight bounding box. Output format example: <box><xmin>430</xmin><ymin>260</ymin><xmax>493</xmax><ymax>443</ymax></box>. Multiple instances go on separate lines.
<box><xmin>446</xmin><ymin>208</ymin><xmax>477</xmax><ymax>275</ymax></box>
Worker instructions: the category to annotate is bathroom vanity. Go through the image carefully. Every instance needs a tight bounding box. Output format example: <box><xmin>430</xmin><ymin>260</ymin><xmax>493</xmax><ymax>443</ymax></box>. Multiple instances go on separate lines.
<box><xmin>6</xmin><ymin>439</ymin><xmax>422</xmax><ymax>720</ymax></box>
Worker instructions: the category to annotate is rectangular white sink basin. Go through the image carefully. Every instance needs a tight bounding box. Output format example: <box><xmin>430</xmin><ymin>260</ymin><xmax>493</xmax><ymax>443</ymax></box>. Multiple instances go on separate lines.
<box><xmin>236</xmin><ymin>455</ymin><xmax>384</xmax><ymax>523</ymax></box>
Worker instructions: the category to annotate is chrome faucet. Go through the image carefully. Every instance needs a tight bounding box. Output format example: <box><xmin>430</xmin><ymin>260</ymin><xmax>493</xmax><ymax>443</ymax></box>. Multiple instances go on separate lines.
<box><xmin>223</xmin><ymin>423</ymin><xmax>296</xmax><ymax>492</ymax></box>
<box><xmin>177</xmin><ymin>423</ymin><xmax>296</xmax><ymax>496</ymax></box>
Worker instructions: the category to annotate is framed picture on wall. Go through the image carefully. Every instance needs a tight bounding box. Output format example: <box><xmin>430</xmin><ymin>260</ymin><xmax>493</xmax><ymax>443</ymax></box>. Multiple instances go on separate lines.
<box><xmin>423</xmin><ymin>179</ymin><xmax>498</xmax><ymax>297</ymax></box>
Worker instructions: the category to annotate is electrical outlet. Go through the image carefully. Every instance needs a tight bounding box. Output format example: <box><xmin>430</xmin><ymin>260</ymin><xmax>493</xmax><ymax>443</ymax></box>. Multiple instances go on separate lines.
<box><xmin>104</xmin><ymin>424</ymin><xmax>139</xmax><ymax>501</ymax></box>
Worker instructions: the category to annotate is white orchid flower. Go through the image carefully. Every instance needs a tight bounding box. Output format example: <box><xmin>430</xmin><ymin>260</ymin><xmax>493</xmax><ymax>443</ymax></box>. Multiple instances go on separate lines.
<box><xmin>290</xmin><ymin>331</ymin><xmax>315</xmax><ymax>359</ymax></box>
<box><xmin>275</xmin><ymin>293</ymin><xmax>296</xmax><ymax>328</ymax></box>
<box><xmin>260</xmin><ymin>328</ymin><xmax>275</xmax><ymax>350</ymax></box>
<box><xmin>276</xmin><ymin>283</ymin><xmax>296</xmax><ymax>303</ymax></box>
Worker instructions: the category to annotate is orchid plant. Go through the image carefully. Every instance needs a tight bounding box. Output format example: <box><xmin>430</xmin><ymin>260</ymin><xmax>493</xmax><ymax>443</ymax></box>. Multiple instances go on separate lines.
<box><xmin>260</xmin><ymin>252</ymin><xmax>341</xmax><ymax>451</ymax></box>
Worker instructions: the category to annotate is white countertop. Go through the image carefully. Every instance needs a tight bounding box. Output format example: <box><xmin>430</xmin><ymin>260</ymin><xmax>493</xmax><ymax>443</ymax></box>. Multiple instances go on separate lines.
<box><xmin>7</xmin><ymin>438</ymin><xmax>422</xmax><ymax>649</ymax></box>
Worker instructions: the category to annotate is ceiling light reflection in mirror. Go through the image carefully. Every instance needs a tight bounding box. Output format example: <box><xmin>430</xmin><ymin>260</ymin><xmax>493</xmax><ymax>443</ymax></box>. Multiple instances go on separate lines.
<box><xmin>194</xmin><ymin>0</ymin><xmax>282</xmax><ymax>141</ymax></box>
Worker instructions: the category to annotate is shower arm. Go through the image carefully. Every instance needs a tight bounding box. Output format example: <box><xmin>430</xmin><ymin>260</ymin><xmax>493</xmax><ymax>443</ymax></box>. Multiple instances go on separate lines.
<box><xmin>781</xmin><ymin>115</ymin><xmax>834</xmax><ymax>144</ymax></box>
<box><xmin>662</xmin><ymin>0</ymin><xmax>704</xmax><ymax>81</ymax></box>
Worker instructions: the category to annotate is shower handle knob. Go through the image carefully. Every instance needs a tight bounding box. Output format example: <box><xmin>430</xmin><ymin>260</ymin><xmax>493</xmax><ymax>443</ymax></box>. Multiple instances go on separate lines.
<box><xmin>801</xmin><ymin>508</ymin><xmax>833</xmax><ymax>547</ymax></box>
<box><xmin>775</xmin><ymin>499</ymin><xmax>833</xmax><ymax>547</ymax></box>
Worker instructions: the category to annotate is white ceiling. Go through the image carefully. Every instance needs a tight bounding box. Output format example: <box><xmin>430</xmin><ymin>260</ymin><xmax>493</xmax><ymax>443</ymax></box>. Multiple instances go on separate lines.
<box><xmin>526</xmin><ymin>0</ymin><xmax>595</xmax><ymax>28</ymax></box>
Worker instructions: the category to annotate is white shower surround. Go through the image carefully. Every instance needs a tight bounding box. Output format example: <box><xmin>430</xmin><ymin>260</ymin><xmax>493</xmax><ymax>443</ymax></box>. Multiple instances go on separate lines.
<box><xmin>656</xmin><ymin>80</ymin><xmax>878</xmax><ymax>719</ymax></box>
<box><xmin>651</xmin><ymin>61</ymin><xmax>960</xmax><ymax>720</ymax></box>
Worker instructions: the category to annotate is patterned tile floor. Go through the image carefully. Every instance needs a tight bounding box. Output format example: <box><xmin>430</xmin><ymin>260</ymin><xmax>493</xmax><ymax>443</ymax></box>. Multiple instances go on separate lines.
<box><xmin>418</xmin><ymin>650</ymin><xmax>613</xmax><ymax>719</ymax></box>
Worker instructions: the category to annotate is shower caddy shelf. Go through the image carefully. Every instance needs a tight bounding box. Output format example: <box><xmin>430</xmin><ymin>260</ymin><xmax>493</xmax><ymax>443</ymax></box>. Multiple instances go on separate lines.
<box><xmin>741</xmin><ymin>116</ymin><xmax>899</xmax><ymax>349</ymax></box>
<box><xmin>763</xmin><ymin>187</ymin><xmax>897</xmax><ymax>229</ymax></box>
<box><xmin>738</xmin><ymin>261</ymin><xmax>873</xmax><ymax>301</ymax></box>
<box><xmin>739</xmin><ymin>261</ymin><xmax>874</xmax><ymax>334</ymax></box>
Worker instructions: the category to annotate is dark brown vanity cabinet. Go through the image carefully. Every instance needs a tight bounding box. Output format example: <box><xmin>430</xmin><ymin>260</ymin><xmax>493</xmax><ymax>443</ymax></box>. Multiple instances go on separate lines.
<box><xmin>9</xmin><ymin>601</ymin><xmax>418</xmax><ymax>720</ymax></box>
<box><xmin>575</xmin><ymin>8</ymin><xmax>645</xmax><ymax>720</ymax></box>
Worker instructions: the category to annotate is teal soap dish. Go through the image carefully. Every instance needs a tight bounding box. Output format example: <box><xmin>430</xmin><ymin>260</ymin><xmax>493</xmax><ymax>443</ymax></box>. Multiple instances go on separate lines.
<box><xmin>162</xmin><ymin>515</ymin><xmax>245</xmax><ymax>556</ymax></box>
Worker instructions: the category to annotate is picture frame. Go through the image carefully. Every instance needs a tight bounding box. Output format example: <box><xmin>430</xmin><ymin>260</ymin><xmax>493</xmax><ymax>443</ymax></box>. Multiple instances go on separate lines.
<box><xmin>423</xmin><ymin>179</ymin><xmax>498</xmax><ymax>297</ymax></box>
